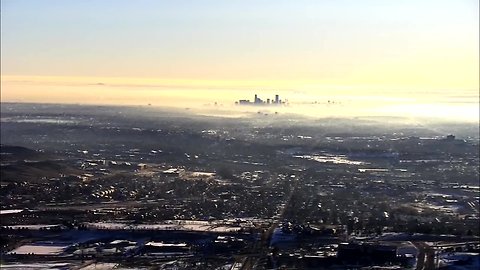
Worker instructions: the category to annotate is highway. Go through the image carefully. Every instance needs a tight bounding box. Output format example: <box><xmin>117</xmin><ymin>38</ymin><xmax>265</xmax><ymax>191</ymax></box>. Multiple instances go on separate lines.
<box><xmin>412</xmin><ymin>241</ymin><xmax>435</xmax><ymax>270</ymax></box>
<box><xmin>413</xmin><ymin>241</ymin><xmax>480</xmax><ymax>270</ymax></box>
<box><xmin>237</xmin><ymin>176</ymin><xmax>299</xmax><ymax>270</ymax></box>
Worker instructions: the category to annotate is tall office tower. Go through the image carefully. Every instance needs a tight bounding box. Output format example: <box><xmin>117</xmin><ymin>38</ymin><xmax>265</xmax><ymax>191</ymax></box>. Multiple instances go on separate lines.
<box><xmin>275</xmin><ymin>95</ymin><xmax>279</xmax><ymax>104</ymax></box>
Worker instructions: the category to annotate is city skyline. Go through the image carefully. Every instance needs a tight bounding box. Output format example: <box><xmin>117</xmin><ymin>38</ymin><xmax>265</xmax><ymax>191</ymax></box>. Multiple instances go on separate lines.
<box><xmin>236</xmin><ymin>93</ymin><xmax>286</xmax><ymax>105</ymax></box>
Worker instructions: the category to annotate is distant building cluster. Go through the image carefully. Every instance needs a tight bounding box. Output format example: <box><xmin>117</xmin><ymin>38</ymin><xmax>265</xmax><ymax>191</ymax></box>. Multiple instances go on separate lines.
<box><xmin>235</xmin><ymin>94</ymin><xmax>286</xmax><ymax>106</ymax></box>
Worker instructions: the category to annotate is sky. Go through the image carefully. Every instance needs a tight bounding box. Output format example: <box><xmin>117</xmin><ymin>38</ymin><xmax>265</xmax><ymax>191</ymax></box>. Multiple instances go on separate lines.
<box><xmin>1</xmin><ymin>0</ymin><xmax>479</xmax><ymax>121</ymax></box>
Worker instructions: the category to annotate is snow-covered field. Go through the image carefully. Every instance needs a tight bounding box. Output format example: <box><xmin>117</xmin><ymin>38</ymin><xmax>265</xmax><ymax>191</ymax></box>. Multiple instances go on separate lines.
<box><xmin>78</xmin><ymin>263</ymin><xmax>119</xmax><ymax>270</ymax></box>
<box><xmin>0</xmin><ymin>262</ymin><xmax>70</xmax><ymax>269</ymax></box>
<box><xmin>9</xmin><ymin>244</ymin><xmax>70</xmax><ymax>255</ymax></box>
<box><xmin>0</xmin><ymin>209</ymin><xmax>24</xmax><ymax>215</ymax></box>
<box><xmin>438</xmin><ymin>252</ymin><xmax>480</xmax><ymax>270</ymax></box>
<box><xmin>2</xmin><ymin>224</ymin><xmax>63</xmax><ymax>230</ymax></box>
<box><xmin>85</xmin><ymin>221</ymin><xmax>242</xmax><ymax>232</ymax></box>
<box><xmin>78</xmin><ymin>262</ymin><xmax>149</xmax><ymax>270</ymax></box>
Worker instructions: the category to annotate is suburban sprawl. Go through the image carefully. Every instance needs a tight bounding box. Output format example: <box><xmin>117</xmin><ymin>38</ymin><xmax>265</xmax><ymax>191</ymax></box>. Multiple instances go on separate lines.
<box><xmin>1</xmin><ymin>103</ymin><xmax>479</xmax><ymax>269</ymax></box>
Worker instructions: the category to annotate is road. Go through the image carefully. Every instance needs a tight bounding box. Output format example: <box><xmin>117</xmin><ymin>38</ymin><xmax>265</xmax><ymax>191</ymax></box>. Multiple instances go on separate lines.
<box><xmin>413</xmin><ymin>241</ymin><xmax>436</xmax><ymax>270</ymax></box>
<box><xmin>238</xmin><ymin>176</ymin><xmax>299</xmax><ymax>270</ymax></box>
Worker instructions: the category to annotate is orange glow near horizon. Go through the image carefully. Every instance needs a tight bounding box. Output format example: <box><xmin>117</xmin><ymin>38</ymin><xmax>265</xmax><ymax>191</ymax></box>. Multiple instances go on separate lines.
<box><xmin>1</xmin><ymin>75</ymin><xmax>478</xmax><ymax>123</ymax></box>
<box><xmin>1</xmin><ymin>1</ymin><xmax>478</xmax><ymax>122</ymax></box>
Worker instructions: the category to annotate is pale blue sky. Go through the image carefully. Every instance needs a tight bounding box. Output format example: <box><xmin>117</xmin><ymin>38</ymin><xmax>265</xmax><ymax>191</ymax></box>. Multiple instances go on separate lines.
<box><xmin>2</xmin><ymin>0</ymin><xmax>478</xmax><ymax>82</ymax></box>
